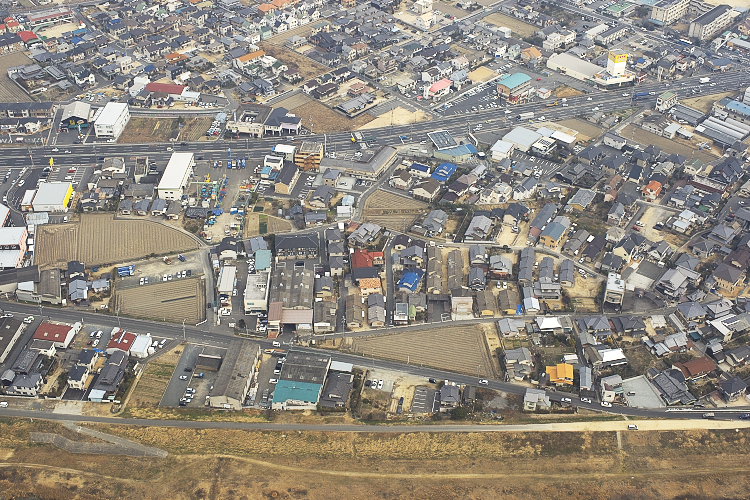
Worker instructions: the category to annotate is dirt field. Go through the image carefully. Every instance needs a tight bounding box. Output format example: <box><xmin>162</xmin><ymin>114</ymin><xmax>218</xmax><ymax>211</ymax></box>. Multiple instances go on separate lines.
<box><xmin>348</xmin><ymin>323</ymin><xmax>497</xmax><ymax>377</ymax></box>
<box><xmin>681</xmin><ymin>91</ymin><xmax>734</xmax><ymax>113</ymax></box>
<box><xmin>0</xmin><ymin>52</ymin><xmax>33</xmax><ymax>101</ymax></box>
<box><xmin>363</xmin><ymin>189</ymin><xmax>428</xmax><ymax>232</ymax></box>
<box><xmin>245</xmin><ymin>212</ymin><xmax>293</xmax><ymax>236</ymax></box>
<box><xmin>555</xmin><ymin>118</ymin><xmax>603</xmax><ymax>142</ymax></box>
<box><xmin>260</xmin><ymin>44</ymin><xmax>328</xmax><ymax>80</ymax></box>
<box><xmin>359</xmin><ymin>106</ymin><xmax>431</xmax><ymax>129</ymax></box>
<box><xmin>620</xmin><ymin>124</ymin><xmax>718</xmax><ymax>162</ymax></box>
<box><xmin>2</xmin><ymin>418</ymin><xmax>750</xmax><ymax>499</ymax></box>
<box><xmin>271</xmin><ymin>92</ymin><xmax>375</xmax><ymax>133</ymax></box>
<box><xmin>483</xmin><ymin>13</ymin><xmax>537</xmax><ymax>37</ymax></box>
<box><xmin>554</xmin><ymin>85</ymin><xmax>585</xmax><ymax>98</ymax></box>
<box><xmin>434</xmin><ymin>0</ymin><xmax>468</xmax><ymax>19</ymax></box>
<box><xmin>112</xmin><ymin>276</ymin><xmax>205</xmax><ymax>324</ymax></box>
<box><xmin>35</xmin><ymin>214</ymin><xmax>199</xmax><ymax>268</ymax></box>
<box><xmin>126</xmin><ymin>347</ymin><xmax>183</xmax><ymax>408</ymax></box>
<box><xmin>639</xmin><ymin>206</ymin><xmax>690</xmax><ymax>247</ymax></box>
<box><xmin>12</xmin><ymin>422</ymin><xmax>750</xmax><ymax>499</ymax></box>
<box><xmin>467</xmin><ymin>66</ymin><xmax>497</xmax><ymax>83</ymax></box>
<box><xmin>119</xmin><ymin>116</ymin><xmax>213</xmax><ymax>144</ymax></box>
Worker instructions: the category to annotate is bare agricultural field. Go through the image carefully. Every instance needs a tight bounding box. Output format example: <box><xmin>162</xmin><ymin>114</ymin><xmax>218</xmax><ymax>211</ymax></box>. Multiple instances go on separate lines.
<box><xmin>0</xmin><ymin>52</ymin><xmax>33</xmax><ymax>101</ymax></box>
<box><xmin>35</xmin><ymin>214</ymin><xmax>199</xmax><ymax>268</ymax></box>
<box><xmin>288</xmin><ymin>95</ymin><xmax>375</xmax><ymax>133</ymax></box>
<box><xmin>364</xmin><ymin>189</ymin><xmax>428</xmax><ymax>232</ymax></box>
<box><xmin>119</xmin><ymin>116</ymin><xmax>212</xmax><ymax>143</ymax></box>
<box><xmin>126</xmin><ymin>346</ymin><xmax>182</xmax><ymax>408</ymax></box>
<box><xmin>554</xmin><ymin>85</ymin><xmax>585</xmax><ymax>98</ymax></box>
<box><xmin>435</xmin><ymin>0</ymin><xmax>469</xmax><ymax>19</ymax></box>
<box><xmin>260</xmin><ymin>44</ymin><xmax>328</xmax><ymax>80</ymax></box>
<box><xmin>483</xmin><ymin>13</ymin><xmax>537</xmax><ymax>37</ymax></box>
<box><xmin>621</xmin><ymin>124</ymin><xmax>717</xmax><ymax>162</ymax></box>
<box><xmin>348</xmin><ymin>323</ymin><xmax>497</xmax><ymax>377</ymax></box>
<box><xmin>682</xmin><ymin>91</ymin><xmax>734</xmax><ymax>113</ymax></box>
<box><xmin>555</xmin><ymin>118</ymin><xmax>603</xmax><ymax>142</ymax></box>
<box><xmin>112</xmin><ymin>277</ymin><xmax>205</xmax><ymax>324</ymax></box>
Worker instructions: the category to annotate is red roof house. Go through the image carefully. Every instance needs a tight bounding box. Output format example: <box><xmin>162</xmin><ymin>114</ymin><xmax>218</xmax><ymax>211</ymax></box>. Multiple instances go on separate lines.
<box><xmin>33</xmin><ymin>322</ymin><xmax>80</xmax><ymax>349</ymax></box>
<box><xmin>144</xmin><ymin>82</ymin><xmax>186</xmax><ymax>96</ymax></box>
<box><xmin>106</xmin><ymin>330</ymin><xmax>137</xmax><ymax>354</ymax></box>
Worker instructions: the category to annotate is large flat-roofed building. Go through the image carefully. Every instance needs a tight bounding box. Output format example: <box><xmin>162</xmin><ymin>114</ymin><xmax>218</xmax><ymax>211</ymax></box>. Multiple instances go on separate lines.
<box><xmin>208</xmin><ymin>340</ymin><xmax>261</xmax><ymax>410</ymax></box>
<box><xmin>496</xmin><ymin>73</ymin><xmax>532</xmax><ymax>103</ymax></box>
<box><xmin>272</xmin><ymin>350</ymin><xmax>331</xmax><ymax>410</ymax></box>
<box><xmin>604</xmin><ymin>272</ymin><xmax>625</xmax><ymax>306</ymax></box>
<box><xmin>689</xmin><ymin>4</ymin><xmax>735</xmax><ymax>41</ymax></box>
<box><xmin>319</xmin><ymin>146</ymin><xmax>398</xmax><ymax>180</ymax></box>
<box><xmin>0</xmin><ymin>317</ymin><xmax>23</xmax><ymax>363</ymax></box>
<box><xmin>94</xmin><ymin>102</ymin><xmax>130</xmax><ymax>140</ymax></box>
<box><xmin>293</xmin><ymin>141</ymin><xmax>324</xmax><ymax>171</ymax></box>
<box><xmin>26</xmin><ymin>7</ymin><xmax>74</xmax><ymax>27</ymax></box>
<box><xmin>157</xmin><ymin>152</ymin><xmax>194</xmax><ymax>200</ymax></box>
<box><xmin>547</xmin><ymin>52</ymin><xmax>603</xmax><ymax>82</ymax></box>
<box><xmin>32</xmin><ymin>182</ymin><xmax>73</xmax><ymax>212</ymax></box>
<box><xmin>244</xmin><ymin>271</ymin><xmax>270</xmax><ymax>314</ymax></box>
<box><xmin>0</xmin><ymin>226</ymin><xmax>27</xmax><ymax>269</ymax></box>
<box><xmin>649</xmin><ymin>0</ymin><xmax>690</xmax><ymax>26</ymax></box>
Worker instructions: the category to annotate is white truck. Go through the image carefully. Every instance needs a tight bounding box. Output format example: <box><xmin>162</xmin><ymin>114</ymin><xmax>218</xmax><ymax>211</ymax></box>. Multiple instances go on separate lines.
<box><xmin>699</xmin><ymin>77</ymin><xmax>710</xmax><ymax>84</ymax></box>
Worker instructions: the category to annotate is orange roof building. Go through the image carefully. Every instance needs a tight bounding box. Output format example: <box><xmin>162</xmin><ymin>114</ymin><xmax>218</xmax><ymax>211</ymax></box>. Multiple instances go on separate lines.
<box><xmin>546</xmin><ymin>363</ymin><xmax>574</xmax><ymax>385</ymax></box>
<box><xmin>642</xmin><ymin>180</ymin><xmax>663</xmax><ymax>201</ymax></box>
<box><xmin>258</xmin><ymin>4</ymin><xmax>276</xmax><ymax>13</ymax></box>
<box><xmin>358</xmin><ymin>277</ymin><xmax>382</xmax><ymax>297</ymax></box>
<box><xmin>237</xmin><ymin>49</ymin><xmax>266</xmax><ymax>63</ymax></box>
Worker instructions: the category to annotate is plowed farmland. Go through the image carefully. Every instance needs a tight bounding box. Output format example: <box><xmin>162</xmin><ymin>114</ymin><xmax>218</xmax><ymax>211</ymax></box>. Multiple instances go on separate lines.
<box><xmin>112</xmin><ymin>277</ymin><xmax>206</xmax><ymax>324</ymax></box>
<box><xmin>363</xmin><ymin>189</ymin><xmax>428</xmax><ymax>232</ymax></box>
<box><xmin>348</xmin><ymin>324</ymin><xmax>497</xmax><ymax>377</ymax></box>
<box><xmin>35</xmin><ymin>214</ymin><xmax>199</xmax><ymax>268</ymax></box>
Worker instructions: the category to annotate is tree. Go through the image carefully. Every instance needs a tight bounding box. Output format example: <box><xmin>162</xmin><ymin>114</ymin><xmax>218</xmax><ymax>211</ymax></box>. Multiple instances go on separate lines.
<box><xmin>449</xmin><ymin>407</ymin><xmax>470</xmax><ymax>420</ymax></box>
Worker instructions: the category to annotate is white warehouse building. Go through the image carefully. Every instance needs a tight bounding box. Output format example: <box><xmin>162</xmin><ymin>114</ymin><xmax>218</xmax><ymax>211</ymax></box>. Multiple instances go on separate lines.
<box><xmin>158</xmin><ymin>152</ymin><xmax>194</xmax><ymax>200</ymax></box>
<box><xmin>94</xmin><ymin>102</ymin><xmax>130</xmax><ymax>140</ymax></box>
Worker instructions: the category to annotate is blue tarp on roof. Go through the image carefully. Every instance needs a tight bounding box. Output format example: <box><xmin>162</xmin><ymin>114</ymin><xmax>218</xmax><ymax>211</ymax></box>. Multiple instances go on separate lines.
<box><xmin>397</xmin><ymin>269</ymin><xmax>424</xmax><ymax>292</ymax></box>
<box><xmin>431</xmin><ymin>162</ymin><xmax>458</xmax><ymax>182</ymax></box>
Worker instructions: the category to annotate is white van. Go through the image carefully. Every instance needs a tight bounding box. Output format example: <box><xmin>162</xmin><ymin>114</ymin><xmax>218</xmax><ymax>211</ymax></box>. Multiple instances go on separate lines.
<box><xmin>627</xmin><ymin>424</ymin><xmax>638</xmax><ymax>430</ymax></box>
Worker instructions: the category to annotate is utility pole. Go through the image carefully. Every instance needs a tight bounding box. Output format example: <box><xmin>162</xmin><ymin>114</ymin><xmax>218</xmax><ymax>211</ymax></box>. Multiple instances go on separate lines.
<box><xmin>182</xmin><ymin>319</ymin><xmax>186</xmax><ymax>341</ymax></box>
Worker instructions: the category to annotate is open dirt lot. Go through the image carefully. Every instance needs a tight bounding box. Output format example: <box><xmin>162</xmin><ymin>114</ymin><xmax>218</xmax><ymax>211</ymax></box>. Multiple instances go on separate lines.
<box><xmin>35</xmin><ymin>214</ymin><xmax>199</xmax><ymax>268</ymax></box>
<box><xmin>434</xmin><ymin>0</ymin><xmax>469</xmax><ymax>19</ymax></box>
<box><xmin>119</xmin><ymin>116</ymin><xmax>213</xmax><ymax>144</ymax></box>
<box><xmin>682</xmin><ymin>91</ymin><xmax>734</xmax><ymax>113</ymax></box>
<box><xmin>555</xmin><ymin>118</ymin><xmax>603</xmax><ymax>142</ymax></box>
<box><xmin>126</xmin><ymin>347</ymin><xmax>182</xmax><ymax>408</ymax></box>
<box><xmin>483</xmin><ymin>13</ymin><xmax>537</xmax><ymax>37</ymax></box>
<box><xmin>638</xmin><ymin>206</ymin><xmax>690</xmax><ymax>247</ymax></box>
<box><xmin>621</xmin><ymin>124</ymin><xmax>718</xmax><ymax>162</ymax></box>
<box><xmin>359</xmin><ymin>107</ymin><xmax>431</xmax><ymax>129</ymax></box>
<box><xmin>0</xmin><ymin>52</ymin><xmax>32</xmax><ymax>101</ymax></box>
<box><xmin>260</xmin><ymin>44</ymin><xmax>328</xmax><ymax>81</ymax></box>
<box><xmin>3</xmin><ymin>419</ymin><xmax>750</xmax><ymax>500</ymax></box>
<box><xmin>245</xmin><ymin>212</ymin><xmax>293</xmax><ymax>236</ymax></box>
<box><xmin>112</xmin><ymin>276</ymin><xmax>205</xmax><ymax>324</ymax></box>
<box><xmin>271</xmin><ymin>92</ymin><xmax>375</xmax><ymax>133</ymax></box>
<box><xmin>554</xmin><ymin>85</ymin><xmax>585</xmax><ymax>98</ymax></box>
<box><xmin>347</xmin><ymin>323</ymin><xmax>497</xmax><ymax>377</ymax></box>
<box><xmin>363</xmin><ymin>189</ymin><xmax>428</xmax><ymax>232</ymax></box>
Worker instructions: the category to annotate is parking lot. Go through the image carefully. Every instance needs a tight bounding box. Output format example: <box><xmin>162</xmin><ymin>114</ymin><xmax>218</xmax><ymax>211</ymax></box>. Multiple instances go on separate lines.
<box><xmin>253</xmin><ymin>351</ymin><xmax>287</xmax><ymax>408</ymax></box>
<box><xmin>161</xmin><ymin>344</ymin><xmax>224</xmax><ymax>407</ymax></box>
<box><xmin>411</xmin><ymin>385</ymin><xmax>438</xmax><ymax>414</ymax></box>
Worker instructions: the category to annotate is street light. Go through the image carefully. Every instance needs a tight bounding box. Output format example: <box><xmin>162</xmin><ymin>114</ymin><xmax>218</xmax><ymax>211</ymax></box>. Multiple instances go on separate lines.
<box><xmin>182</xmin><ymin>319</ymin><xmax>186</xmax><ymax>342</ymax></box>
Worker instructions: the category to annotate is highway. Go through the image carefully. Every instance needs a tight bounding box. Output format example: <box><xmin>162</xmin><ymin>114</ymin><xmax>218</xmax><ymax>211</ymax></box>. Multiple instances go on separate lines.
<box><xmin>0</xmin><ymin>71</ymin><xmax>746</xmax><ymax>172</ymax></box>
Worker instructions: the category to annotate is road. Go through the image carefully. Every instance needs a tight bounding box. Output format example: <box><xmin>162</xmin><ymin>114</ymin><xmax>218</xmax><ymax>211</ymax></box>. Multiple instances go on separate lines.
<box><xmin>0</xmin><ymin>71</ymin><xmax>745</xmax><ymax>175</ymax></box>
<box><xmin>0</xmin><ymin>406</ymin><xmax>749</xmax><ymax>432</ymax></box>
<box><xmin>6</xmin><ymin>300</ymin><xmax>750</xmax><ymax>423</ymax></box>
